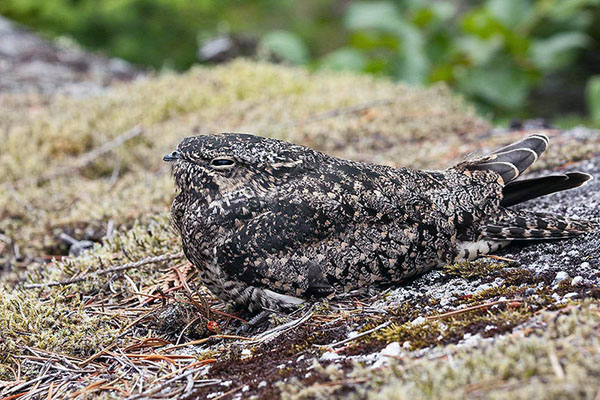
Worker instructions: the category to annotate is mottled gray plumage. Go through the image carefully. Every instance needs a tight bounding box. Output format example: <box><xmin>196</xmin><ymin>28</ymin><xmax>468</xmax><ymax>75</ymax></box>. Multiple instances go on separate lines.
<box><xmin>164</xmin><ymin>133</ymin><xmax>594</xmax><ymax>311</ymax></box>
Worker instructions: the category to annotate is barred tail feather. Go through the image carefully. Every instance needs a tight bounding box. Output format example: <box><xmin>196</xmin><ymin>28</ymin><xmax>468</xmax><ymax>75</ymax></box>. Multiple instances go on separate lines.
<box><xmin>468</xmin><ymin>133</ymin><xmax>549</xmax><ymax>184</ymax></box>
<box><xmin>482</xmin><ymin>209</ymin><xmax>594</xmax><ymax>241</ymax></box>
<box><xmin>461</xmin><ymin>133</ymin><xmax>592</xmax><ymax>207</ymax></box>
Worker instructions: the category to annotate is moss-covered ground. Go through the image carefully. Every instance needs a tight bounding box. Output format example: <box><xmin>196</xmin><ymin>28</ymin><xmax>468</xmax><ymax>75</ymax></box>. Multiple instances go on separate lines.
<box><xmin>1</xmin><ymin>60</ymin><xmax>599</xmax><ymax>399</ymax></box>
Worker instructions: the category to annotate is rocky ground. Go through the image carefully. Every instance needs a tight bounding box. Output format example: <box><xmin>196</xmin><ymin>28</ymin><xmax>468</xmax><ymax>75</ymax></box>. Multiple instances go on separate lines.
<box><xmin>0</xmin><ymin>18</ymin><xmax>599</xmax><ymax>400</ymax></box>
<box><xmin>0</xmin><ymin>16</ymin><xmax>140</xmax><ymax>95</ymax></box>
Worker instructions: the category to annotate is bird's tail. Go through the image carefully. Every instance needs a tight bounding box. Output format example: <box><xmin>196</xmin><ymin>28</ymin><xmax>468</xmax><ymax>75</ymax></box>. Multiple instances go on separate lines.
<box><xmin>464</xmin><ymin>133</ymin><xmax>550</xmax><ymax>184</ymax></box>
<box><xmin>456</xmin><ymin>133</ymin><xmax>595</xmax><ymax>240</ymax></box>
<box><xmin>481</xmin><ymin>208</ymin><xmax>594</xmax><ymax>240</ymax></box>
<box><xmin>460</xmin><ymin>133</ymin><xmax>592</xmax><ymax>207</ymax></box>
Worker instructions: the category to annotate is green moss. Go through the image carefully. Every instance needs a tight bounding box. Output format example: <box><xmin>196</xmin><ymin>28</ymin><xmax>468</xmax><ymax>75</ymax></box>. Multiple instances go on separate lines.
<box><xmin>371</xmin><ymin>306</ymin><xmax>531</xmax><ymax>351</ymax></box>
<box><xmin>443</xmin><ymin>260</ymin><xmax>508</xmax><ymax>279</ymax></box>
<box><xmin>0</xmin><ymin>215</ymin><xmax>187</xmax><ymax>378</ymax></box>
<box><xmin>466</xmin><ymin>285</ymin><xmax>522</xmax><ymax>303</ymax></box>
<box><xmin>374</xmin><ymin>321</ymin><xmax>443</xmax><ymax>350</ymax></box>
<box><xmin>0</xmin><ymin>287</ymin><xmax>119</xmax><ymax>377</ymax></box>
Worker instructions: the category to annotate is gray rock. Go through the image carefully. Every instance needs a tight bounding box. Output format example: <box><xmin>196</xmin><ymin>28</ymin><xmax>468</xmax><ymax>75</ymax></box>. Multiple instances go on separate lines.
<box><xmin>553</xmin><ymin>271</ymin><xmax>570</xmax><ymax>285</ymax></box>
<box><xmin>571</xmin><ymin>276</ymin><xmax>584</xmax><ymax>286</ymax></box>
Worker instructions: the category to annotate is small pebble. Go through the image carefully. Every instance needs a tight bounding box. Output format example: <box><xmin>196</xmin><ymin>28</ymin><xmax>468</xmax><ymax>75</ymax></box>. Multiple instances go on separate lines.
<box><xmin>553</xmin><ymin>271</ymin><xmax>569</xmax><ymax>284</ymax></box>
<box><xmin>581</xmin><ymin>262</ymin><xmax>590</xmax><ymax>269</ymax></box>
<box><xmin>476</xmin><ymin>283</ymin><xmax>492</xmax><ymax>292</ymax></box>
<box><xmin>372</xmin><ymin>342</ymin><xmax>402</xmax><ymax>368</ymax></box>
<box><xmin>440</xmin><ymin>297</ymin><xmax>453</xmax><ymax>307</ymax></box>
<box><xmin>571</xmin><ymin>276</ymin><xmax>584</xmax><ymax>286</ymax></box>
<box><xmin>402</xmin><ymin>341</ymin><xmax>411</xmax><ymax>349</ymax></box>
<box><xmin>320</xmin><ymin>351</ymin><xmax>340</xmax><ymax>361</ymax></box>
<box><xmin>552</xmin><ymin>293</ymin><xmax>561</xmax><ymax>301</ymax></box>
<box><xmin>411</xmin><ymin>316</ymin><xmax>426</xmax><ymax>326</ymax></box>
<box><xmin>564</xmin><ymin>292</ymin><xmax>579</xmax><ymax>300</ymax></box>
<box><xmin>380</xmin><ymin>342</ymin><xmax>401</xmax><ymax>358</ymax></box>
<box><xmin>258</xmin><ymin>381</ymin><xmax>267</xmax><ymax>388</ymax></box>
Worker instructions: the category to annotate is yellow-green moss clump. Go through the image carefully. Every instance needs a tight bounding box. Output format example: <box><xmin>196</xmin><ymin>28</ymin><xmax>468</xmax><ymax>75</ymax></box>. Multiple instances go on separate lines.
<box><xmin>0</xmin><ymin>288</ymin><xmax>119</xmax><ymax>374</ymax></box>
<box><xmin>0</xmin><ymin>215</ymin><xmax>182</xmax><ymax>376</ymax></box>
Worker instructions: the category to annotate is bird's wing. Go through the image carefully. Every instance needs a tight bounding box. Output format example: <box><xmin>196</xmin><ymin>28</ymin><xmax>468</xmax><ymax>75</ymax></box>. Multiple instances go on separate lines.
<box><xmin>215</xmin><ymin>196</ymin><xmax>352</xmax><ymax>296</ymax></box>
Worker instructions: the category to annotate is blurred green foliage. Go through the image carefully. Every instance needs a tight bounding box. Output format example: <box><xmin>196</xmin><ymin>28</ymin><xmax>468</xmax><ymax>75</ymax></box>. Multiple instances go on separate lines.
<box><xmin>325</xmin><ymin>0</ymin><xmax>600</xmax><ymax>118</ymax></box>
<box><xmin>2</xmin><ymin>0</ymin><xmax>600</xmax><ymax>121</ymax></box>
<box><xmin>0</xmin><ymin>0</ymin><xmax>345</xmax><ymax>70</ymax></box>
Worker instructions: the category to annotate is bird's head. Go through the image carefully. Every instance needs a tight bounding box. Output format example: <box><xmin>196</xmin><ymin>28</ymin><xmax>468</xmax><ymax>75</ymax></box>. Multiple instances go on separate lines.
<box><xmin>164</xmin><ymin>133</ymin><xmax>315</xmax><ymax>200</ymax></box>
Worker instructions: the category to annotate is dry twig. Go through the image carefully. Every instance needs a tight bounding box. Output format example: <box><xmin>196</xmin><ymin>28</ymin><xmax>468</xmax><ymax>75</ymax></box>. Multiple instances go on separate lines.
<box><xmin>32</xmin><ymin>125</ymin><xmax>144</xmax><ymax>185</ymax></box>
<box><xmin>314</xmin><ymin>320</ymin><xmax>392</xmax><ymax>349</ymax></box>
<box><xmin>426</xmin><ymin>299</ymin><xmax>523</xmax><ymax>321</ymax></box>
<box><xmin>24</xmin><ymin>252</ymin><xmax>184</xmax><ymax>289</ymax></box>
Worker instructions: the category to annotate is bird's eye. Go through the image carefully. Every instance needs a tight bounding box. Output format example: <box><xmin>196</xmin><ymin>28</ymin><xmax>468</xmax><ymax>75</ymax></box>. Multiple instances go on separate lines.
<box><xmin>210</xmin><ymin>157</ymin><xmax>235</xmax><ymax>169</ymax></box>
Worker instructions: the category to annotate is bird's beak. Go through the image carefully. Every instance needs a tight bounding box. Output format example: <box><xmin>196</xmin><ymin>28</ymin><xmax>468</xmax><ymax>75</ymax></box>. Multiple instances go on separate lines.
<box><xmin>163</xmin><ymin>150</ymin><xmax>181</xmax><ymax>162</ymax></box>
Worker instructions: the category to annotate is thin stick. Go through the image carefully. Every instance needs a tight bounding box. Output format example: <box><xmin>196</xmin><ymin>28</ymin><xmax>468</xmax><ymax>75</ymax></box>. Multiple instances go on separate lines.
<box><xmin>24</xmin><ymin>252</ymin><xmax>184</xmax><ymax>289</ymax></box>
<box><xmin>34</xmin><ymin>125</ymin><xmax>144</xmax><ymax>184</ymax></box>
<box><xmin>426</xmin><ymin>299</ymin><xmax>522</xmax><ymax>321</ymax></box>
<box><xmin>212</xmin><ymin>385</ymin><xmax>244</xmax><ymax>400</ymax></box>
<box><xmin>79</xmin><ymin>343</ymin><xmax>117</xmax><ymax>367</ymax></box>
<box><xmin>314</xmin><ymin>320</ymin><xmax>392</xmax><ymax>349</ymax></box>
<box><xmin>484</xmin><ymin>255</ymin><xmax>517</xmax><ymax>263</ymax></box>
<box><xmin>127</xmin><ymin>370</ymin><xmax>219</xmax><ymax>400</ymax></box>
<box><xmin>162</xmin><ymin>334</ymin><xmax>253</xmax><ymax>352</ymax></box>
<box><xmin>282</xmin><ymin>99</ymin><xmax>394</xmax><ymax>128</ymax></box>
<box><xmin>251</xmin><ymin>306</ymin><xmax>315</xmax><ymax>344</ymax></box>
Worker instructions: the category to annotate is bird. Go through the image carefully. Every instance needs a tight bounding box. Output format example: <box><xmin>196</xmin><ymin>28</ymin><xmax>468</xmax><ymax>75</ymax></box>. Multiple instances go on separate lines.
<box><xmin>164</xmin><ymin>133</ymin><xmax>594</xmax><ymax>312</ymax></box>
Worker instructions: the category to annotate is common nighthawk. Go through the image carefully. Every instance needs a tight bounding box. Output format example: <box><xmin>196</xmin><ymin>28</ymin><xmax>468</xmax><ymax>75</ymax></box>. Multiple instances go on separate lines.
<box><xmin>164</xmin><ymin>133</ymin><xmax>594</xmax><ymax>312</ymax></box>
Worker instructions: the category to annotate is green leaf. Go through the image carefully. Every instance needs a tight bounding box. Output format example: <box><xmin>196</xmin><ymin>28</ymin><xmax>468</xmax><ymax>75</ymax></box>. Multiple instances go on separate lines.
<box><xmin>586</xmin><ymin>76</ymin><xmax>600</xmax><ymax>124</ymax></box>
<box><xmin>319</xmin><ymin>48</ymin><xmax>368</xmax><ymax>72</ymax></box>
<box><xmin>530</xmin><ymin>32</ymin><xmax>588</xmax><ymax>71</ymax></box>
<box><xmin>546</xmin><ymin>0</ymin><xmax>600</xmax><ymax>20</ymax></box>
<box><xmin>259</xmin><ymin>30</ymin><xmax>309</xmax><ymax>65</ymax></box>
<box><xmin>348</xmin><ymin>31</ymin><xmax>401</xmax><ymax>51</ymax></box>
<box><xmin>412</xmin><ymin>2</ymin><xmax>455</xmax><ymax>28</ymax></box>
<box><xmin>457</xmin><ymin>58</ymin><xmax>531</xmax><ymax>109</ymax></box>
<box><xmin>454</xmin><ymin>36</ymin><xmax>503</xmax><ymax>65</ymax></box>
<box><xmin>430</xmin><ymin>2</ymin><xmax>456</xmax><ymax>21</ymax></box>
<box><xmin>344</xmin><ymin>1</ymin><xmax>404</xmax><ymax>34</ymax></box>
<box><xmin>486</xmin><ymin>0</ymin><xmax>533</xmax><ymax>28</ymax></box>
<box><xmin>461</xmin><ymin>8</ymin><xmax>505</xmax><ymax>39</ymax></box>
<box><xmin>391</xmin><ymin>23</ymin><xmax>429</xmax><ymax>84</ymax></box>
